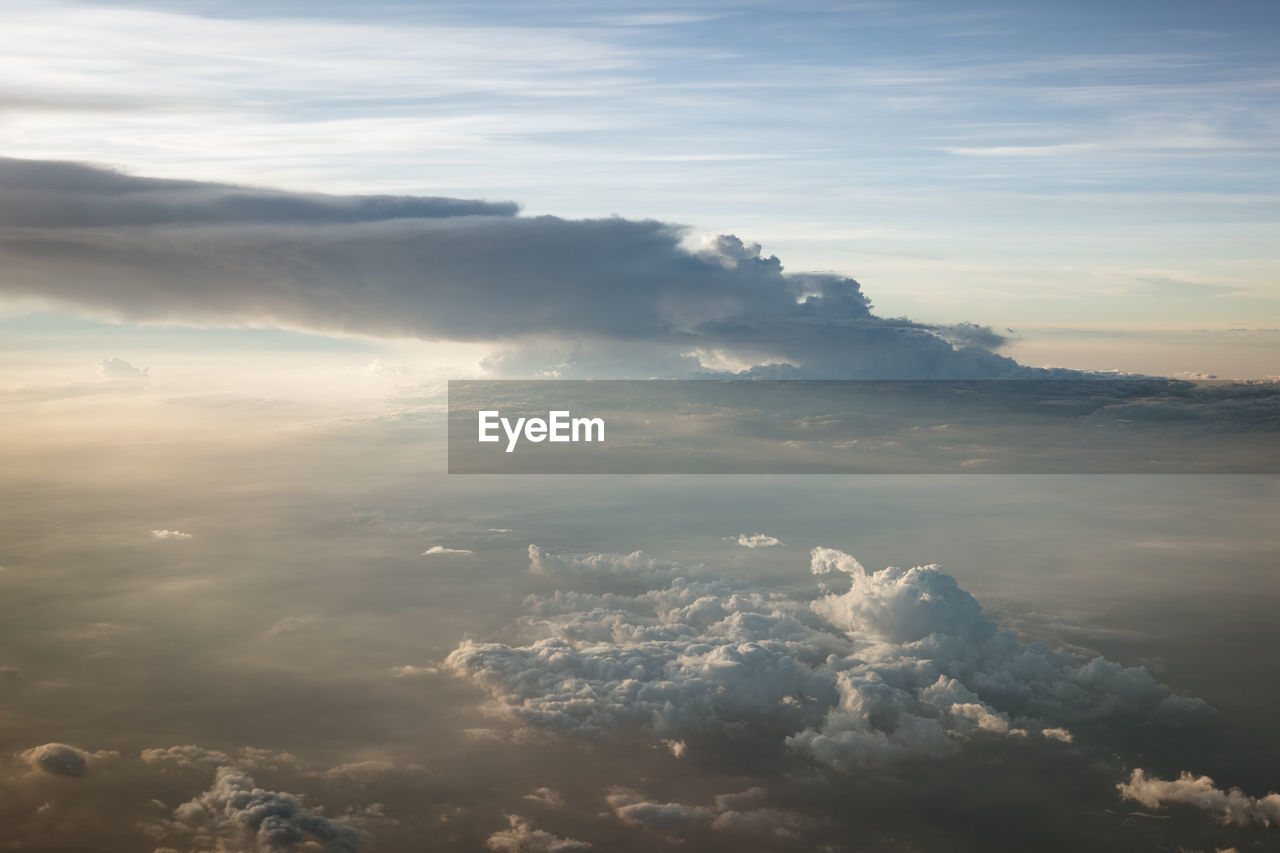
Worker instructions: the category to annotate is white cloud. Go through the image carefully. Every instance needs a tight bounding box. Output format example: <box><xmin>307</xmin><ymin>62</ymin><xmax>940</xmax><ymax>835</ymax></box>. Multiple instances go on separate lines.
<box><xmin>150</xmin><ymin>529</ymin><xmax>192</xmax><ymax>541</ymax></box>
<box><xmin>96</xmin><ymin>357</ymin><xmax>148</xmax><ymax>381</ymax></box>
<box><xmin>445</xmin><ymin>545</ymin><xmax>1208</xmax><ymax>769</ymax></box>
<box><xmin>1118</xmin><ymin>769</ymin><xmax>1280</xmax><ymax>827</ymax></box>
<box><xmin>735</xmin><ymin>533</ymin><xmax>783</xmax><ymax>549</ymax></box>
<box><xmin>421</xmin><ymin>545</ymin><xmax>473</xmax><ymax>556</ymax></box>
<box><xmin>486</xmin><ymin>814</ymin><xmax>590</xmax><ymax>852</ymax></box>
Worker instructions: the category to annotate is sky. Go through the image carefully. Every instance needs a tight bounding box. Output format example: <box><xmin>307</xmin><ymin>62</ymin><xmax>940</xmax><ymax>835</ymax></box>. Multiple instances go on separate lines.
<box><xmin>0</xmin><ymin>0</ymin><xmax>1277</xmax><ymax>375</ymax></box>
<box><xmin>2</xmin><ymin>2</ymin><xmax>1280</xmax><ymax>853</ymax></box>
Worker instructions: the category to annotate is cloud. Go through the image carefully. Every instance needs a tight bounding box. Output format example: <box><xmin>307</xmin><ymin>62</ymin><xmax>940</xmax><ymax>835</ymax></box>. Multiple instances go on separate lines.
<box><xmin>607</xmin><ymin>788</ymin><xmax>714</xmax><ymax>829</ymax></box>
<box><xmin>1118</xmin><ymin>770</ymin><xmax>1280</xmax><ymax>827</ymax></box>
<box><xmin>150</xmin><ymin>529</ymin><xmax>193</xmax><ymax>540</ymax></box>
<box><xmin>265</xmin><ymin>615</ymin><xmax>316</xmax><ymax>637</ymax></box>
<box><xmin>168</xmin><ymin>766</ymin><xmax>366</xmax><ymax>853</ymax></box>
<box><xmin>18</xmin><ymin>743</ymin><xmax>114</xmax><ymax>777</ymax></box>
<box><xmin>735</xmin><ymin>533</ymin><xmax>783</xmax><ymax>549</ymax></box>
<box><xmin>485</xmin><ymin>814</ymin><xmax>591</xmax><ymax>852</ymax></box>
<box><xmin>141</xmin><ymin>745</ymin><xmax>231</xmax><ymax>770</ymax></box>
<box><xmin>421</xmin><ymin>545</ymin><xmax>474</xmax><ymax>556</ymax></box>
<box><xmin>0</xmin><ymin>159</ymin><xmax>1025</xmax><ymax>379</ymax></box>
<box><xmin>390</xmin><ymin>665</ymin><xmax>439</xmax><ymax>678</ymax></box>
<box><xmin>606</xmin><ymin>786</ymin><xmax>814</xmax><ymax>839</ymax></box>
<box><xmin>96</xmin><ymin>357</ymin><xmax>148</xmax><ymax>381</ymax></box>
<box><xmin>527</xmin><ymin>544</ymin><xmax>691</xmax><ymax>588</ymax></box>
<box><xmin>444</xmin><ymin>545</ymin><xmax>1208</xmax><ymax>769</ymax></box>
<box><xmin>0</xmin><ymin>157</ymin><xmax>517</xmax><ymax>228</ymax></box>
<box><xmin>522</xmin><ymin>787</ymin><xmax>565</xmax><ymax>807</ymax></box>
<box><xmin>324</xmin><ymin>760</ymin><xmax>426</xmax><ymax>782</ymax></box>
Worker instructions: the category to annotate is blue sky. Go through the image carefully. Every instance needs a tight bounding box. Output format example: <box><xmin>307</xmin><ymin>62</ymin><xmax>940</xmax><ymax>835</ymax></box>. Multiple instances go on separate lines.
<box><xmin>1</xmin><ymin>0</ymin><xmax>1278</xmax><ymax>374</ymax></box>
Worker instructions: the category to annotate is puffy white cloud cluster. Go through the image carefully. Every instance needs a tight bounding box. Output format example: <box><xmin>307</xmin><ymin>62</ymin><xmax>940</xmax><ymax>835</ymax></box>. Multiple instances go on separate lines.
<box><xmin>169</xmin><ymin>766</ymin><xmax>366</xmax><ymax>853</ymax></box>
<box><xmin>486</xmin><ymin>814</ymin><xmax>590</xmax><ymax>852</ymax></box>
<box><xmin>735</xmin><ymin>533</ymin><xmax>783</xmax><ymax>549</ymax></box>
<box><xmin>1118</xmin><ymin>770</ymin><xmax>1280</xmax><ymax>827</ymax></box>
<box><xmin>445</xmin><ymin>544</ymin><xmax>1208</xmax><ymax>768</ymax></box>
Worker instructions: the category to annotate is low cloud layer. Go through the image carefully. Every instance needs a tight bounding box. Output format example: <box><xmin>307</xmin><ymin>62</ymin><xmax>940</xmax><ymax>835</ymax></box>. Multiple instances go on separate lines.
<box><xmin>0</xmin><ymin>158</ymin><xmax>1023</xmax><ymax>378</ymax></box>
<box><xmin>445</xmin><ymin>545</ymin><xmax>1208</xmax><ymax>767</ymax></box>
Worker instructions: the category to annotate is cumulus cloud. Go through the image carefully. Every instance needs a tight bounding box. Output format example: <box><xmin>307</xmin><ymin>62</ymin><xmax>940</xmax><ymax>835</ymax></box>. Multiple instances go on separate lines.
<box><xmin>421</xmin><ymin>545</ymin><xmax>473</xmax><ymax>556</ymax></box>
<box><xmin>485</xmin><ymin>814</ymin><xmax>590</xmax><ymax>852</ymax></box>
<box><xmin>150</xmin><ymin>529</ymin><xmax>193</xmax><ymax>540</ymax></box>
<box><xmin>19</xmin><ymin>743</ymin><xmax>114</xmax><ymax>777</ymax></box>
<box><xmin>96</xmin><ymin>357</ymin><xmax>148</xmax><ymax>381</ymax></box>
<box><xmin>0</xmin><ymin>158</ymin><xmax>1024</xmax><ymax>379</ymax></box>
<box><xmin>445</xmin><ymin>545</ymin><xmax>1207</xmax><ymax>770</ymax></box>
<box><xmin>735</xmin><ymin>533</ymin><xmax>783</xmax><ymax>549</ymax></box>
<box><xmin>1118</xmin><ymin>770</ymin><xmax>1280</xmax><ymax>827</ymax></box>
<box><xmin>168</xmin><ymin>766</ymin><xmax>366</xmax><ymax>853</ymax></box>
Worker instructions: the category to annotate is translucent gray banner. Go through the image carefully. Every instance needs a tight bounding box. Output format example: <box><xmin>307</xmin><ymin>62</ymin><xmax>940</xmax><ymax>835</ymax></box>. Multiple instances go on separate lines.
<box><xmin>447</xmin><ymin>379</ymin><xmax>1280</xmax><ymax>474</ymax></box>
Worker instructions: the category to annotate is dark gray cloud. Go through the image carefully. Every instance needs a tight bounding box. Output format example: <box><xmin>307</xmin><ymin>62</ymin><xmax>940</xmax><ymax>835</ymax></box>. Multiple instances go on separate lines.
<box><xmin>169</xmin><ymin>766</ymin><xmax>366</xmax><ymax>853</ymax></box>
<box><xmin>0</xmin><ymin>157</ymin><xmax>518</xmax><ymax>227</ymax></box>
<box><xmin>0</xmin><ymin>158</ymin><xmax>1021</xmax><ymax>378</ymax></box>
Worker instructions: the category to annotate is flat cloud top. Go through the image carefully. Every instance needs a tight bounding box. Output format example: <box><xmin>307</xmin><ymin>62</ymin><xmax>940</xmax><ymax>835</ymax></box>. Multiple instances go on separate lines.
<box><xmin>0</xmin><ymin>158</ymin><xmax>1023</xmax><ymax>379</ymax></box>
